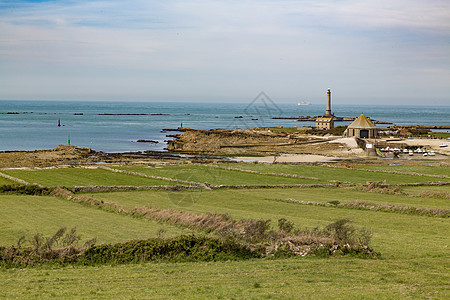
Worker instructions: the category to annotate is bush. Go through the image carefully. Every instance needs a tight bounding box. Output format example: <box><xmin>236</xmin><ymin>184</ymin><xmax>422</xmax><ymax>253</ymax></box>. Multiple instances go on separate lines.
<box><xmin>80</xmin><ymin>235</ymin><xmax>258</xmax><ymax>265</ymax></box>
<box><xmin>278</xmin><ymin>218</ymin><xmax>294</xmax><ymax>234</ymax></box>
<box><xmin>0</xmin><ymin>184</ymin><xmax>53</xmax><ymax>196</ymax></box>
<box><xmin>0</xmin><ymin>234</ymin><xmax>258</xmax><ymax>267</ymax></box>
<box><xmin>242</xmin><ymin>219</ymin><xmax>272</xmax><ymax>243</ymax></box>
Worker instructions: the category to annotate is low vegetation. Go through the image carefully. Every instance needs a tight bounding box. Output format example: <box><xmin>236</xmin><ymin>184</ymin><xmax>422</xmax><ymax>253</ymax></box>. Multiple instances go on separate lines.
<box><xmin>0</xmin><ymin>167</ymin><xmax>177</xmax><ymax>187</ymax></box>
<box><xmin>0</xmin><ymin>231</ymin><xmax>257</xmax><ymax>268</ymax></box>
<box><xmin>284</xmin><ymin>198</ymin><xmax>450</xmax><ymax>218</ymax></box>
<box><xmin>0</xmin><ymin>216</ymin><xmax>379</xmax><ymax>268</ymax></box>
<box><xmin>0</xmin><ymin>184</ymin><xmax>53</xmax><ymax>196</ymax></box>
<box><xmin>1</xmin><ymin>160</ymin><xmax>448</xmax><ymax>298</ymax></box>
<box><xmin>307</xmin><ymin>126</ymin><xmax>347</xmax><ymax>136</ymax></box>
<box><xmin>418</xmin><ymin>190</ymin><xmax>450</xmax><ymax>199</ymax></box>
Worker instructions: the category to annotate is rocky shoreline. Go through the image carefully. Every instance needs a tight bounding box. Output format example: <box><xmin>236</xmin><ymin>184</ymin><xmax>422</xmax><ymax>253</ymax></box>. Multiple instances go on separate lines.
<box><xmin>166</xmin><ymin>127</ymin><xmax>366</xmax><ymax>157</ymax></box>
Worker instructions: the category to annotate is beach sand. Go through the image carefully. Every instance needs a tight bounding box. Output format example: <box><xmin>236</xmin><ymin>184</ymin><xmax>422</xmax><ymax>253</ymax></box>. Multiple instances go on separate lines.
<box><xmin>234</xmin><ymin>154</ymin><xmax>340</xmax><ymax>163</ymax></box>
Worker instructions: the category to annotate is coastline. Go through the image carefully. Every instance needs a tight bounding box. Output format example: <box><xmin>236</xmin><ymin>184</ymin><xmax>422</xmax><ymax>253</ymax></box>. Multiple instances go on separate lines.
<box><xmin>1</xmin><ymin>101</ymin><xmax>449</xmax><ymax>153</ymax></box>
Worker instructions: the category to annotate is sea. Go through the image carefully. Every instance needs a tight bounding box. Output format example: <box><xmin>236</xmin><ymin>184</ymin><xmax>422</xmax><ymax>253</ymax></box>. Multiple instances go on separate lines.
<box><xmin>0</xmin><ymin>100</ymin><xmax>449</xmax><ymax>152</ymax></box>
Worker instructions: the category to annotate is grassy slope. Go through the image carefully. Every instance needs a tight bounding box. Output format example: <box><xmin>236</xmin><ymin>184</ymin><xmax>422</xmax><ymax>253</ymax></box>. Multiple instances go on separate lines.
<box><xmin>113</xmin><ymin>165</ymin><xmax>319</xmax><ymax>185</ymax></box>
<box><xmin>90</xmin><ymin>189</ymin><xmax>449</xmax><ymax>260</ymax></box>
<box><xmin>218</xmin><ymin>163</ymin><xmax>448</xmax><ymax>184</ymax></box>
<box><xmin>0</xmin><ymin>195</ymin><xmax>186</xmax><ymax>246</ymax></box>
<box><xmin>91</xmin><ymin>186</ymin><xmax>450</xmax><ymax>210</ymax></box>
<box><xmin>1</xmin><ymin>258</ymin><xmax>447</xmax><ymax>299</ymax></box>
<box><xmin>1</xmin><ymin>167</ymin><xmax>177</xmax><ymax>187</ymax></box>
<box><xmin>0</xmin><ymin>176</ymin><xmax>15</xmax><ymax>185</ymax></box>
<box><xmin>353</xmin><ymin>164</ymin><xmax>450</xmax><ymax>177</ymax></box>
<box><xmin>1</xmin><ymin>163</ymin><xmax>449</xmax><ymax>298</ymax></box>
<box><xmin>402</xmin><ymin>185</ymin><xmax>450</xmax><ymax>196</ymax></box>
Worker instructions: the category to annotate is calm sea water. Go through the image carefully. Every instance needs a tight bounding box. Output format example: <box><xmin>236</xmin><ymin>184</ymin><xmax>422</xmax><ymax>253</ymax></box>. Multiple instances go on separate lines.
<box><xmin>0</xmin><ymin>100</ymin><xmax>449</xmax><ymax>152</ymax></box>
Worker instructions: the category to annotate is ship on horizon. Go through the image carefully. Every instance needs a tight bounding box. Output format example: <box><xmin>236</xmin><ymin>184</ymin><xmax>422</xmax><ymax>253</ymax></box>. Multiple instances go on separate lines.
<box><xmin>297</xmin><ymin>100</ymin><xmax>311</xmax><ymax>106</ymax></box>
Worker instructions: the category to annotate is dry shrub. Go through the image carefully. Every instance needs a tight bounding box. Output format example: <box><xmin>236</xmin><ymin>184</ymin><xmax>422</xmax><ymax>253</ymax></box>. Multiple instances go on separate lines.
<box><xmin>364</xmin><ymin>181</ymin><xmax>404</xmax><ymax>195</ymax></box>
<box><xmin>418</xmin><ymin>190</ymin><xmax>450</xmax><ymax>199</ymax></box>
<box><xmin>0</xmin><ymin>227</ymin><xmax>96</xmax><ymax>267</ymax></box>
<box><xmin>51</xmin><ymin>186</ymin><xmax>74</xmax><ymax>199</ymax></box>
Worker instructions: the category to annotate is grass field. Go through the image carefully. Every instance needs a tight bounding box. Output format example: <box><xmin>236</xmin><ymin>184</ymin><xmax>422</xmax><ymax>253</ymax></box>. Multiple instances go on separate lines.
<box><xmin>90</xmin><ymin>186</ymin><xmax>450</xmax><ymax>211</ymax></box>
<box><xmin>353</xmin><ymin>164</ymin><xmax>450</xmax><ymax>177</ymax></box>
<box><xmin>1</xmin><ymin>161</ymin><xmax>449</xmax><ymax>298</ymax></box>
<box><xmin>217</xmin><ymin>163</ymin><xmax>448</xmax><ymax>184</ymax></box>
<box><xmin>0</xmin><ymin>167</ymin><xmax>178</xmax><ymax>187</ymax></box>
<box><xmin>402</xmin><ymin>185</ymin><xmax>450</xmax><ymax>196</ymax></box>
<box><xmin>1</xmin><ymin>258</ymin><xmax>447</xmax><ymax>299</ymax></box>
<box><xmin>0</xmin><ymin>175</ymin><xmax>15</xmax><ymax>185</ymax></box>
<box><xmin>112</xmin><ymin>165</ymin><xmax>319</xmax><ymax>185</ymax></box>
<box><xmin>89</xmin><ymin>188</ymin><xmax>449</xmax><ymax>260</ymax></box>
<box><xmin>0</xmin><ymin>194</ymin><xmax>186</xmax><ymax>246</ymax></box>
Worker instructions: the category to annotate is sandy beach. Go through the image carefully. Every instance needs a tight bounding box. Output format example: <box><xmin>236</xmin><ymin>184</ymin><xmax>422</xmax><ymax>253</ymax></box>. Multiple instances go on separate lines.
<box><xmin>235</xmin><ymin>154</ymin><xmax>341</xmax><ymax>163</ymax></box>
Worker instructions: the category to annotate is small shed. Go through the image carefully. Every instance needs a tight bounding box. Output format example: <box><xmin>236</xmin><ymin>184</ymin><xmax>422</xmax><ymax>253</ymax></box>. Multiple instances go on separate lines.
<box><xmin>344</xmin><ymin>114</ymin><xmax>377</xmax><ymax>138</ymax></box>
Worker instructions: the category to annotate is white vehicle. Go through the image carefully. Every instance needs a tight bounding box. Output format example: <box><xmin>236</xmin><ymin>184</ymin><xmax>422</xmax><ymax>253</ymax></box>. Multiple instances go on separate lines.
<box><xmin>439</xmin><ymin>144</ymin><xmax>448</xmax><ymax>148</ymax></box>
<box><xmin>429</xmin><ymin>151</ymin><xmax>435</xmax><ymax>156</ymax></box>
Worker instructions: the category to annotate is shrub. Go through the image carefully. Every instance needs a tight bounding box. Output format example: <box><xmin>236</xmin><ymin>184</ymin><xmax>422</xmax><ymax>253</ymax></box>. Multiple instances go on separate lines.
<box><xmin>0</xmin><ymin>184</ymin><xmax>53</xmax><ymax>195</ymax></box>
<box><xmin>324</xmin><ymin>218</ymin><xmax>356</xmax><ymax>245</ymax></box>
<box><xmin>80</xmin><ymin>235</ymin><xmax>258</xmax><ymax>265</ymax></box>
<box><xmin>278</xmin><ymin>218</ymin><xmax>294</xmax><ymax>234</ymax></box>
<box><xmin>242</xmin><ymin>219</ymin><xmax>272</xmax><ymax>243</ymax></box>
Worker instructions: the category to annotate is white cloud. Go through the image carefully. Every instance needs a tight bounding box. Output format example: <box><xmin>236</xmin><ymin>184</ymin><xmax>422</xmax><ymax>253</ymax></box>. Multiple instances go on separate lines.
<box><xmin>0</xmin><ymin>0</ymin><xmax>449</xmax><ymax>103</ymax></box>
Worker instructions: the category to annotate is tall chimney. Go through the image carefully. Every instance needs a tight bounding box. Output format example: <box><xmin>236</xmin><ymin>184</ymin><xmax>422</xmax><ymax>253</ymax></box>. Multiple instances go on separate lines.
<box><xmin>326</xmin><ymin>88</ymin><xmax>332</xmax><ymax>116</ymax></box>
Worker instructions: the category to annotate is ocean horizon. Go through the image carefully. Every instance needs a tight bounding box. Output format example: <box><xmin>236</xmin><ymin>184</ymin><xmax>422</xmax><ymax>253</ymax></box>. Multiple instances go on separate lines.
<box><xmin>1</xmin><ymin>100</ymin><xmax>449</xmax><ymax>152</ymax></box>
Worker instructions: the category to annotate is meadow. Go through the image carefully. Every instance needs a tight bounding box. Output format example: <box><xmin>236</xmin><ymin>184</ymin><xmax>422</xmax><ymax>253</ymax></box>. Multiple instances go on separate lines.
<box><xmin>0</xmin><ymin>176</ymin><xmax>15</xmax><ymax>185</ymax></box>
<box><xmin>0</xmin><ymin>162</ymin><xmax>449</xmax><ymax>299</ymax></box>
<box><xmin>0</xmin><ymin>167</ymin><xmax>178</xmax><ymax>187</ymax></box>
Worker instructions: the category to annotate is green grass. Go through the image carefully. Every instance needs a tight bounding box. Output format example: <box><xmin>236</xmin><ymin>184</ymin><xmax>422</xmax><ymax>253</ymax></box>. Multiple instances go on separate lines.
<box><xmin>1</xmin><ymin>258</ymin><xmax>447</xmax><ymax>299</ymax></box>
<box><xmin>1</xmin><ymin>167</ymin><xmax>178</xmax><ymax>187</ymax></box>
<box><xmin>218</xmin><ymin>163</ymin><xmax>447</xmax><ymax>184</ymax></box>
<box><xmin>402</xmin><ymin>185</ymin><xmax>450</xmax><ymax>196</ymax></box>
<box><xmin>112</xmin><ymin>165</ymin><xmax>319</xmax><ymax>185</ymax></box>
<box><xmin>0</xmin><ymin>176</ymin><xmax>16</xmax><ymax>185</ymax></box>
<box><xmin>90</xmin><ymin>188</ymin><xmax>449</xmax><ymax>260</ymax></box>
<box><xmin>0</xmin><ymin>194</ymin><xmax>186</xmax><ymax>246</ymax></box>
<box><xmin>1</xmin><ymin>162</ymin><xmax>449</xmax><ymax>298</ymax></box>
<box><xmin>353</xmin><ymin>164</ymin><xmax>450</xmax><ymax>177</ymax></box>
<box><xmin>428</xmin><ymin>132</ymin><xmax>450</xmax><ymax>139</ymax></box>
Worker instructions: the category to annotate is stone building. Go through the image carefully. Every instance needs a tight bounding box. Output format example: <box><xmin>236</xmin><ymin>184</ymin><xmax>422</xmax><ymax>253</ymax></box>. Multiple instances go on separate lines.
<box><xmin>315</xmin><ymin>116</ymin><xmax>335</xmax><ymax>130</ymax></box>
<box><xmin>344</xmin><ymin>114</ymin><xmax>377</xmax><ymax>138</ymax></box>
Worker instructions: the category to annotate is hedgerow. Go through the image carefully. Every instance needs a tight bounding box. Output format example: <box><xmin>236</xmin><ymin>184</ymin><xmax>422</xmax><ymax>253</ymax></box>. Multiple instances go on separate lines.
<box><xmin>0</xmin><ymin>233</ymin><xmax>257</xmax><ymax>268</ymax></box>
<box><xmin>0</xmin><ymin>184</ymin><xmax>53</xmax><ymax>195</ymax></box>
<box><xmin>0</xmin><ymin>217</ymin><xmax>380</xmax><ymax>268</ymax></box>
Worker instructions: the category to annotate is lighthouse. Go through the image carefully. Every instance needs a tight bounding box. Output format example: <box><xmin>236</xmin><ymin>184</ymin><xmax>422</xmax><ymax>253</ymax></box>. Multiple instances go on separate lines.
<box><xmin>315</xmin><ymin>88</ymin><xmax>335</xmax><ymax>130</ymax></box>
<box><xmin>325</xmin><ymin>88</ymin><xmax>332</xmax><ymax>116</ymax></box>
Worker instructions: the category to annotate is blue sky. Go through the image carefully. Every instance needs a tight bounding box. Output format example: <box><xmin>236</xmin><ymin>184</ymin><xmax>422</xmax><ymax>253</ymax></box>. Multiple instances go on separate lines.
<box><xmin>0</xmin><ymin>0</ymin><xmax>449</xmax><ymax>105</ymax></box>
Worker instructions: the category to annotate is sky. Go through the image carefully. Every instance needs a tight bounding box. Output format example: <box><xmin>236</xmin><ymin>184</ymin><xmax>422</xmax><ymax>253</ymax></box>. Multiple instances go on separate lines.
<box><xmin>0</xmin><ymin>0</ymin><xmax>449</xmax><ymax>105</ymax></box>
